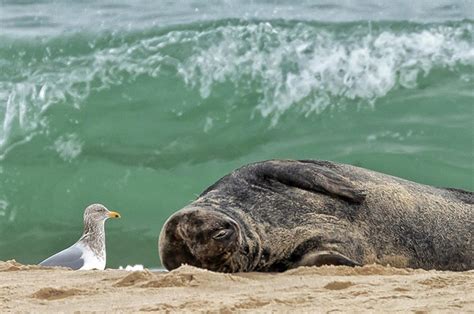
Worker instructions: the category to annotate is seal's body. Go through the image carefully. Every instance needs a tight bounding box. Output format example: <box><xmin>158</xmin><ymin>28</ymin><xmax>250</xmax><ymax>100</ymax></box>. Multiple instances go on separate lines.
<box><xmin>159</xmin><ymin>160</ymin><xmax>473</xmax><ymax>272</ymax></box>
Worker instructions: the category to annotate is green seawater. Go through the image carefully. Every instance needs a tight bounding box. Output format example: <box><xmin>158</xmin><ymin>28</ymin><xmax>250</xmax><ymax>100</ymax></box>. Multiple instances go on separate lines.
<box><xmin>0</xmin><ymin>1</ymin><xmax>473</xmax><ymax>268</ymax></box>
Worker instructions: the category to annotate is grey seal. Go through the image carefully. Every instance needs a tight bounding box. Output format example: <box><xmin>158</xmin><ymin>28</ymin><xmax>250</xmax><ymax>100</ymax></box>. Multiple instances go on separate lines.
<box><xmin>159</xmin><ymin>160</ymin><xmax>473</xmax><ymax>272</ymax></box>
<box><xmin>39</xmin><ymin>204</ymin><xmax>121</xmax><ymax>270</ymax></box>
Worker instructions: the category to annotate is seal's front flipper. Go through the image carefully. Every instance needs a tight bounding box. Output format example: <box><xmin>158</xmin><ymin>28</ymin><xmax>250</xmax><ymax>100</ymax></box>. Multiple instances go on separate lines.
<box><xmin>296</xmin><ymin>250</ymin><xmax>361</xmax><ymax>267</ymax></box>
<box><xmin>254</xmin><ymin>160</ymin><xmax>366</xmax><ymax>204</ymax></box>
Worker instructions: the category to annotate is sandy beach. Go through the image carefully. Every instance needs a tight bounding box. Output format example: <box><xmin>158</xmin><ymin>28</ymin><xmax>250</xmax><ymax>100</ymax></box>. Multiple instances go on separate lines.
<box><xmin>1</xmin><ymin>260</ymin><xmax>472</xmax><ymax>313</ymax></box>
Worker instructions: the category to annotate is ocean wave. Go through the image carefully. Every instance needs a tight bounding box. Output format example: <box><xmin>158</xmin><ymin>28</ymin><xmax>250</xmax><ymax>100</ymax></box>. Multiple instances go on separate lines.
<box><xmin>179</xmin><ymin>21</ymin><xmax>473</xmax><ymax>124</ymax></box>
<box><xmin>0</xmin><ymin>20</ymin><xmax>473</xmax><ymax>158</ymax></box>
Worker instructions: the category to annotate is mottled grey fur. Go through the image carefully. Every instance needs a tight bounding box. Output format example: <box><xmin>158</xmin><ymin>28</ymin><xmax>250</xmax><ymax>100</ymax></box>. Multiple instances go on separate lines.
<box><xmin>159</xmin><ymin>160</ymin><xmax>473</xmax><ymax>272</ymax></box>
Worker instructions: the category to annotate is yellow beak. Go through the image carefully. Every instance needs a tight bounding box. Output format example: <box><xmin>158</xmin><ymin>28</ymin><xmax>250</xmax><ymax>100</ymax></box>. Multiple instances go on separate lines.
<box><xmin>108</xmin><ymin>211</ymin><xmax>121</xmax><ymax>219</ymax></box>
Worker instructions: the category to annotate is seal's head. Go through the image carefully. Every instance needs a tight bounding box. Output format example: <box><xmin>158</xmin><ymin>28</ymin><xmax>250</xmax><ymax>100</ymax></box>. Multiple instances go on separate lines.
<box><xmin>159</xmin><ymin>207</ymin><xmax>243</xmax><ymax>272</ymax></box>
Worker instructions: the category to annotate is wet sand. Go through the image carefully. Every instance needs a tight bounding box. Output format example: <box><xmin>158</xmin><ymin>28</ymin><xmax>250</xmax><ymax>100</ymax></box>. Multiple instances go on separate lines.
<box><xmin>1</xmin><ymin>260</ymin><xmax>472</xmax><ymax>312</ymax></box>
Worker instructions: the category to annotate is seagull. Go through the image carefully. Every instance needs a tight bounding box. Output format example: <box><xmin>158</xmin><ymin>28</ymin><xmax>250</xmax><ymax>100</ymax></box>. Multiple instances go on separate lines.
<box><xmin>39</xmin><ymin>204</ymin><xmax>121</xmax><ymax>270</ymax></box>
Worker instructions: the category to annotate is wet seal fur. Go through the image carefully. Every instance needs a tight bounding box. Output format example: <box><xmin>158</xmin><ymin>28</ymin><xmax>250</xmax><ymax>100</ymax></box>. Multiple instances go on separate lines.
<box><xmin>159</xmin><ymin>160</ymin><xmax>473</xmax><ymax>272</ymax></box>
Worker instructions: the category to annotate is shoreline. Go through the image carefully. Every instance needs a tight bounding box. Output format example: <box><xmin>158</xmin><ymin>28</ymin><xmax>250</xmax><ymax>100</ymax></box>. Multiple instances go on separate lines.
<box><xmin>1</xmin><ymin>260</ymin><xmax>473</xmax><ymax>312</ymax></box>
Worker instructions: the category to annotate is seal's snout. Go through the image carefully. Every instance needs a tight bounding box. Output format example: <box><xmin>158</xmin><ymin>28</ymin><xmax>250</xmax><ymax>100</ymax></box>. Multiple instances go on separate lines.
<box><xmin>158</xmin><ymin>208</ymin><xmax>241</xmax><ymax>271</ymax></box>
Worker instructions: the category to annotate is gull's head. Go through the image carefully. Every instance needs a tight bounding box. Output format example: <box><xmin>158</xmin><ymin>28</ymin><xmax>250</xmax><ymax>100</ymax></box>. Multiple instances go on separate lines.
<box><xmin>84</xmin><ymin>203</ymin><xmax>121</xmax><ymax>223</ymax></box>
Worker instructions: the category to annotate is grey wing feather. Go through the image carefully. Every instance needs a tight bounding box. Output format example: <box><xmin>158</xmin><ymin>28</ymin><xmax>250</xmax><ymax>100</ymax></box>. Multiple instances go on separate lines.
<box><xmin>39</xmin><ymin>243</ymin><xmax>85</xmax><ymax>270</ymax></box>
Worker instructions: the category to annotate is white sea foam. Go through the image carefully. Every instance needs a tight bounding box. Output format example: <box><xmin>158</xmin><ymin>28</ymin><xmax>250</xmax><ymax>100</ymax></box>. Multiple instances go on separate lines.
<box><xmin>0</xmin><ymin>22</ymin><xmax>472</xmax><ymax>156</ymax></box>
<box><xmin>53</xmin><ymin>133</ymin><xmax>83</xmax><ymax>161</ymax></box>
<box><xmin>0</xmin><ymin>199</ymin><xmax>15</xmax><ymax>223</ymax></box>
<box><xmin>179</xmin><ymin>23</ymin><xmax>474</xmax><ymax>125</ymax></box>
<box><xmin>0</xmin><ymin>199</ymin><xmax>8</xmax><ymax>217</ymax></box>
<box><xmin>366</xmin><ymin>130</ymin><xmax>414</xmax><ymax>142</ymax></box>
<box><xmin>118</xmin><ymin>264</ymin><xmax>145</xmax><ymax>271</ymax></box>
<box><xmin>203</xmin><ymin>116</ymin><xmax>214</xmax><ymax>133</ymax></box>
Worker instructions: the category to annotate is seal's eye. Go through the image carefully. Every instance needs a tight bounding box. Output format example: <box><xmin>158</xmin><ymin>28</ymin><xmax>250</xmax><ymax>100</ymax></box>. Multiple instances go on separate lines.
<box><xmin>212</xmin><ymin>229</ymin><xmax>232</xmax><ymax>240</ymax></box>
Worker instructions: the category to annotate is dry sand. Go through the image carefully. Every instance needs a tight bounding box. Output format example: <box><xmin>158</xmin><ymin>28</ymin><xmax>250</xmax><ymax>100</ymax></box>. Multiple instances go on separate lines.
<box><xmin>0</xmin><ymin>260</ymin><xmax>472</xmax><ymax>313</ymax></box>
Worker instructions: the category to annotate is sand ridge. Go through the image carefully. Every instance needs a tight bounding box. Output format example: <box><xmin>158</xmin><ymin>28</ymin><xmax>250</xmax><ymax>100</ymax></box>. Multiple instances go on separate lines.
<box><xmin>0</xmin><ymin>260</ymin><xmax>473</xmax><ymax>312</ymax></box>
